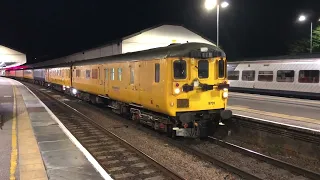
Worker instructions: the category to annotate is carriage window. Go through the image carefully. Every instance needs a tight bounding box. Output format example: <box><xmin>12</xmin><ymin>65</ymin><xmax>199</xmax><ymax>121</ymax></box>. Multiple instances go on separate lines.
<box><xmin>173</xmin><ymin>60</ymin><xmax>186</xmax><ymax>79</ymax></box>
<box><xmin>76</xmin><ymin>69</ymin><xmax>80</xmax><ymax>77</ymax></box>
<box><xmin>277</xmin><ymin>70</ymin><xmax>294</xmax><ymax>82</ymax></box>
<box><xmin>155</xmin><ymin>63</ymin><xmax>160</xmax><ymax>82</ymax></box>
<box><xmin>130</xmin><ymin>67</ymin><xmax>134</xmax><ymax>84</ymax></box>
<box><xmin>228</xmin><ymin>71</ymin><xmax>239</xmax><ymax>80</ymax></box>
<box><xmin>92</xmin><ymin>69</ymin><xmax>98</xmax><ymax>79</ymax></box>
<box><xmin>105</xmin><ymin>69</ymin><xmax>108</xmax><ymax>80</ymax></box>
<box><xmin>242</xmin><ymin>70</ymin><xmax>255</xmax><ymax>81</ymax></box>
<box><xmin>111</xmin><ymin>68</ymin><xmax>115</xmax><ymax>80</ymax></box>
<box><xmin>118</xmin><ymin>68</ymin><xmax>122</xmax><ymax>81</ymax></box>
<box><xmin>258</xmin><ymin>71</ymin><xmax>273</xmax><ymax>82</ymax></box>
<box><xmin>298</xmin><ymin>70</ymin><xmax>319</xmax><ymax>83</ymax></box>
<box><xmin>198</xmin><ymin>60</ymin><xmax>209</xmax><ymax>78</ymax></box>
<box><xmin>86</xmin><ymin>70</ymin><xmax>91</xmax><ymax>79</ymax></box>
<box><xmin>218</xmin><ymin>59</ymin><xmax>225</xmax><ymax>78</ymax></box>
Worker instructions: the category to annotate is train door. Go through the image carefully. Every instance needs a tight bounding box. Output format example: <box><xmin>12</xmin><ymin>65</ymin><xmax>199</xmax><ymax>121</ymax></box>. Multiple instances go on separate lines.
<box><xmin>103</xmin><ymin>67</ymin><xmax>109</xmax><ymax>96</ymax></box>
<box><xmin>128</xmin><ymin>61</ymin><xmax>140</xmax><ymax>105</ymax></box>
<box><xmin>98</xmin><ymin>66</ymin><xmax>104</xmax><ymax>94</ymax></box>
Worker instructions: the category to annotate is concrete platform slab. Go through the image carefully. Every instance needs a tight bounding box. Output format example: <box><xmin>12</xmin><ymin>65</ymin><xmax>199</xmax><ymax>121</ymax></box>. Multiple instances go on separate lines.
<box><xmin>0</xmin><ymin>77</ymin><xmax>107</xmax><ymax>180</ymax></box>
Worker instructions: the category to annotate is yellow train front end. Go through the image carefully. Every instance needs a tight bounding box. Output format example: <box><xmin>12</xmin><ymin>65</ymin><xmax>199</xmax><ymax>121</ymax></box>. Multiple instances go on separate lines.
<box><xmin>166</xmin><ymin>47</ymin><xmax>232</xmax><ymax>138</ymax></box>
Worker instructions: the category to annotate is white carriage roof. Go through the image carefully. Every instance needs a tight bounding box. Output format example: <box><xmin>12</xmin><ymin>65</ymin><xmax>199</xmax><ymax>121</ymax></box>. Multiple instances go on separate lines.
<box><xmin>0</xmin><ymin>45</ymin><xmax>26</xmax><ymax>69</ymax></box>
<box><xmin>229</xmin><ymin>53</ymin><xmax>320</xmax><ymax>64</ymax></box>
<box><xmin>30</xmin><ymin>24</ymin><xmax>216</xmax><ymax>68</ymax></box>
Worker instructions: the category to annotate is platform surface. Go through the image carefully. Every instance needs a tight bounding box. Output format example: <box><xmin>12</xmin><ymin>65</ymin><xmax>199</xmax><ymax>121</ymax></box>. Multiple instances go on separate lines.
<box><xmin>228</xmin><ymin>92</ymin><xmax>320</xmax><ymax>132</ymax></box>
<box><xmin>0</xmin><ymin>77</ymin><xmax>105</xmax><ymax>180</ymax></box>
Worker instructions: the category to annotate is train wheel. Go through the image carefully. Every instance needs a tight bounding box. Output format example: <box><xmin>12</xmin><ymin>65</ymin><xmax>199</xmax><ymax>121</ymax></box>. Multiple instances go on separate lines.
<box><xmin>166</xmin><ymin>125</ymin><xmax>176</xmax><ymax>139</ymax></box>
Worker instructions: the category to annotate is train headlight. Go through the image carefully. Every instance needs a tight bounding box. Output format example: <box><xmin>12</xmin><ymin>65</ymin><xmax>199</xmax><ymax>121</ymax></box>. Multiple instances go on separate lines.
<box><xmin>72</xmin><ymin>88</ymin><xmax>77</xmax><ymax>95</ymax></box>
<box><xmin>174</xmin><ymin>88</ymin><xmax>180</xmax><ymax>94</ymax></box>
<box><xmin>194</xmin><ymin>80</ymin><xmax>199</xmax><ymax>87</ymax></box>
<box><xmin>223</xmin><ymin>91</ymin><xmax>228</xmax><ymax>99</ymax></box>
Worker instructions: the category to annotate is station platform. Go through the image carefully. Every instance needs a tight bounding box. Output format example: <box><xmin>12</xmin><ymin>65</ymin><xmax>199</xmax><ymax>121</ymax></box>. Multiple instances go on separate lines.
<box><xmin>228</xmin><ymin>92</ymin><xmax>320</xmax><ymax>134</ymax></box>
<box><xmin>0</xmin><ymin>77</ymin><xmax>108</xmax><ymax>180</ymax></box>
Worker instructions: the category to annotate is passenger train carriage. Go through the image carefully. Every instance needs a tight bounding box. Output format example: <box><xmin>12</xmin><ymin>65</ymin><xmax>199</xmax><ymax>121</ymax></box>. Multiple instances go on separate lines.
<box><xmin>5</xmin><ymin>42</ymin><xmax>232</xmax><ymax>138</ymax></box>
<box><xmin>227</xmin><ymin>58</ymin><xmax>320</xmax><ymax>99</ymax></box>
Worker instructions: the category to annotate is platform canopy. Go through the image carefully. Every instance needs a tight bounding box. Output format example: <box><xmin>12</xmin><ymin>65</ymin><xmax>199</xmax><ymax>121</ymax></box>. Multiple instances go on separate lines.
<box><xmin>0</xmin><ymin>45</ymin><xmax>26</xmax><ymax>69</ymax></box>
<box><xmin>31</xmin><ymin>24</ymin><xmax>216</xmax><ymax>68</ymax></box>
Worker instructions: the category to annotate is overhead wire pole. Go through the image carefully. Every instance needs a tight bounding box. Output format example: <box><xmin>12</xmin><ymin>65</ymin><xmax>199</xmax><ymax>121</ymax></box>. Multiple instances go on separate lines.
<box><xmin>310</xmin><ymin>22</ymin><xmax>313</xmax><ymax>53</ymax></box>
<box><xmin>216</xmin><ymin>2</ymin><xmax>220</xmax><ymax>47</ymax></box>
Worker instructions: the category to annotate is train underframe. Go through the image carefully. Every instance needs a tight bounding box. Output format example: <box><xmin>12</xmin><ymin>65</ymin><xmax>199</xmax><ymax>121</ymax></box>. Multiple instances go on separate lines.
<box><xmin>13</xmin><ymin>78</ymin><xmax>232</xmax><ymax>138</ymax></box>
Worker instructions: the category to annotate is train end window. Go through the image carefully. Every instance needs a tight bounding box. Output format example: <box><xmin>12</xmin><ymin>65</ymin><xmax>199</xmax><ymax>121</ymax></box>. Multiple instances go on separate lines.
<box><xmin>228</xmin><ymin>70</ymin><xmax>239</xmax><ymax>80</ymax></box>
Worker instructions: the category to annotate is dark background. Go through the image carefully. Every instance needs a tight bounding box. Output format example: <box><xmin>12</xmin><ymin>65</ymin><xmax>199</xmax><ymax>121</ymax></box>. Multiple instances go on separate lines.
<box><xmin>1</xmin><ymin>0</ymin><xmax>320</xmax><ymax>64</ymax></box>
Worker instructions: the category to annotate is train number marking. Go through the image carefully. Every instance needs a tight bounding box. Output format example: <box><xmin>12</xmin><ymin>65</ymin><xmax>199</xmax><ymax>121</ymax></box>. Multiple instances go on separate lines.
<box><xmin>208</xmin><ymin>102</ymin><xmax>215</xmax><ymax>105</ymax></box>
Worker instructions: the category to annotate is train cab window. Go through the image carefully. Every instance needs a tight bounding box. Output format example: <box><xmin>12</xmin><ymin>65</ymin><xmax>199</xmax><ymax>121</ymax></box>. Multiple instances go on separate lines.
<box><xmin>277</xmin><ymin>70</ymin><xmax>294</xmax><ymax>82</ymax></box>
<box><xmin>105</xmin><ymin>69</ymin><xmax>108</xmax><ymax>80</ymax></box>
<box><xmin>86</xmin><ymin>70</ymin><xmax>91</xmax><ymax>79</ymax></box>
<box><xmin>92</xmin><ymin>69</ymin><xmax>98</xmax><ymax>79</ymax></box>
<box><xmin>198</xmin><ymin>60</ymin><xmax>209</xmax><ymax>78</ymax></box>
<box><xmin>155</xmin><ymin>63</ymin><xmax>160</xmax><ymax>82</ymax></box>
<box><xmin>242</xmin><ymin>70</ymin><xmax>255</xmax><ymax>81</ymax></box>
<box><xmin>118</xmin><ymin>68</ymin><xmax>122</xmax><ymax>81</ymax></box>
<box><xmin>298</xmin><ymin>70</ymin><xmax>319</xmax><ymax>83</ymax></box>
<box><xmin>130</xmin><ymin>67</ymin><xmax>134</xmax><ymax>84</ymax></box>
<box><xmin>218</xmin><ymin>59</ymin><xmax>225</xmax><ymax>78</ymax></box>
<box><xmin>76</xmin><ymin>69</ymin><xmax>80</xmax><ymax>77</ymax></box>
<box><xmin>228</xmin><ymin>71</ymin><xmax>239</xmax><ymax>80</ymax></box>
<box><xmin>111</xmin><ymin>68</ymin><xmax>115</xmax><ymax>80</ymax></box>
<box><xmin>173</xmin><ymin>60</ymin><xmax>186</xmax><ymax>79</ymax></box>
<box><xmin>258</xmin><ymin>71</ymin><xmax>273</xmax><ymax>82</ymax></box>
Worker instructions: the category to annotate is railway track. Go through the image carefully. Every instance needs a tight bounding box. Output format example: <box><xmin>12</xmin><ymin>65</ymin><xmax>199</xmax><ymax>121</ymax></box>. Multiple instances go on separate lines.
<box><xmin>207</xmin><ymin>136</ymin><xmax>320</xmax><ymax>180</ymax></box>
<box><xmin>26</xmin><ymin>84</ymin><xmax>184</xmax><ymax>180</ymax></box>
<box><xmin>23</xmin><ymin>81</ymin><xmax>320</xmax><ymax>180</ymax></box>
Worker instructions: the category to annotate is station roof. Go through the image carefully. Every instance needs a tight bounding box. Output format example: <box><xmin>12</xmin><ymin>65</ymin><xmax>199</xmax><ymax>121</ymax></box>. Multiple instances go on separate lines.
<box><xmin>30</xmin><ymin>24</ymin><xmax>216</xmax><ymax>68</ymax></box>
<box><xmin>0</xmin><ymin>45</ymin><xmax>26</xmax><ymax>69</ymax></box>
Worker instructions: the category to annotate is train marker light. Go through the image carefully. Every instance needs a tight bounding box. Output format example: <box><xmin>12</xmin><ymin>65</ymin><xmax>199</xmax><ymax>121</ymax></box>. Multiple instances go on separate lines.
<box><xmin>72</xmin><ymin>88</ymin><xmax>77</xmax><ymax>95</ymax></box>
<box><xmin>174</xmin><ymin>88</ymin><xmax>181</xmax><ymax>94</ymax></box>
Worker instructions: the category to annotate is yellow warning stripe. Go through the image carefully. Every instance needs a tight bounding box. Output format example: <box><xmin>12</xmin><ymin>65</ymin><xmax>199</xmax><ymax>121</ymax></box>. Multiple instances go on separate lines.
<box><xmin>10</xmin><ymin>85</ymin><xmax>18</xmax><ymax>180</ymax></box>
<box><xmin>229</xmin><ymin>105</ymin><xmax>320</xmax><ymax>125</ymax></box>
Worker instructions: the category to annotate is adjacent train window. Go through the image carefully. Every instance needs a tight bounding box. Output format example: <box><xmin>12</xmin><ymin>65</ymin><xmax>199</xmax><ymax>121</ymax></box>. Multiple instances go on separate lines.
<box><xmin>198</xmin><ymin>60</ymin><xmax>209</xmax><ymax>78</ymax></box>
<box><xmin>76</xmin><ymin>69</ymin><xmax>80</xmax><ymax>77</ymax></box>
<box><xmin>130</xmin><ymin>67</ymin><xmax>134</xmax><ymax>84</ymax></box>
<box><xmin>105</xmin><ymin>69</ymin><xmax>108</xmax><ymax>80</ymax></box>
<box><xmin>258</xmin><ymin>71</ymin><xmax>273</xmax><ymax>82</ymax></box>
<box><xmin>218</xmin><ymin>59</ymin><xmax>225</xmax><ymax>78</ymax></box>
<box><xmin>277</xmin><ymin>70</ymin><xmax>294</xmax><ymax>82</ymax></box>
<box><xmin>242</xmin><ymin>70</ymin><xmax>255</xmax><ymax>81</ymax></box>
<box><xmin>86</xmin><ymin>70</ymin><xmax>91</xmax><ymax>79</ymax></box>
<box><xmin>228</xmin><ymin>71</ymin><xmax>239</xmax><ymax>80</ymax></box>
<box><xmin>92</xmin><ymin>69</ymin><xmax>98</xmax><ymax>79</ymax></box>
<box><xmin>173</xmin><ymin>60</ymin><xmax>186</xmax><ymax>79</ymax></box>
<box><xmin>298</xmin><ymin>70</ymin><xmax>319</xmax><ymax>83</ymax></box>
<box><xmin>111</xmin><ymin>68</ymin><xmax>115</xmax><ymax>80</ymax></box>
<box><xmin>118</xmin><ymin>68</ymin><xmax>122</xmax><ymax>81</ymax></box>
<box><xmin>155</xmin><ymin>63</ymin><xmax>160</xmax><ymax>82</ymax></box>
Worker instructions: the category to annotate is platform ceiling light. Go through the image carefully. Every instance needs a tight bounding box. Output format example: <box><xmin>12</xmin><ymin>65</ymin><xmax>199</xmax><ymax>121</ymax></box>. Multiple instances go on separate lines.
<box><xmin>205</xmin><ymin>0</ymin><xmax>217</xmax><ymax>10</ymax></box>
<box><xmin>221</xmin><ymin>1</ymin><xmax>229</xmax><ymax>8</ymax></box>
<box><xmin>298</xmin><ymin>15</ymin><xmax>306</xmax><ymax>22</ymax></box>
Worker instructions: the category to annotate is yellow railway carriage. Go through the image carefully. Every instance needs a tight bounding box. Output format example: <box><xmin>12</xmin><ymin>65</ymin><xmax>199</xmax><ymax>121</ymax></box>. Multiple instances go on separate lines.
<box><xmin>47</xmin><ymin>66</ymin><xmax>71</xmax><ymax>91</ymax></box>
<box><xmin>71</xmin><ymin>42</ymin><xmax>232</xmax><ymax>138</ymax></box>
<box><xmin>23</xmin><ymin>69</ymin><xmax>34</xmax><ymax>81</ymax></box>
<box><xmin>15</xmin><ymin>70</ymin><xmax>24</xmax><ymax>79</ymax></box>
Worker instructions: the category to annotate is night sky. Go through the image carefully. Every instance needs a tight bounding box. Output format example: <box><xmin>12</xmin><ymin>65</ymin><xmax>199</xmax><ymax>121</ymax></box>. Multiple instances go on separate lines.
<box><xmin>1</xmin><ymin>0</ymin><xmax>320</xmax><ymax>64</ymax></box>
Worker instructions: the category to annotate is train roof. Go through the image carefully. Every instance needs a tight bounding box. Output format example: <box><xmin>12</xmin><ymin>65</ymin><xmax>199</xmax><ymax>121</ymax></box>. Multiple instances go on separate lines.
<box><xmin>71</xmin><ymin>42</ymin><xmax>225</xmax><ymax>66</ymax></box>
<box><xmin>228</xmin><ymin>53</ymin><xmax>320</xmax><ymax>64</ymax></box>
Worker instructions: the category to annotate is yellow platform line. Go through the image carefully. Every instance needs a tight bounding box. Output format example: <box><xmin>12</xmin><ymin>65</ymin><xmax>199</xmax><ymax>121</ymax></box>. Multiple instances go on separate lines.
<box><xmin>10</xmin><ymin>84</ymin><xmax>18</xmax><ymax>180</ymax></box>
<box><xmin>11</xmin><ymin>82</ymin><xmax>48</xmax><ymax>180</ymax></box>
<box><xmin>229</xmin><ymin>105</ymin><xmax>320</xmax><ymax>125</ymax></box>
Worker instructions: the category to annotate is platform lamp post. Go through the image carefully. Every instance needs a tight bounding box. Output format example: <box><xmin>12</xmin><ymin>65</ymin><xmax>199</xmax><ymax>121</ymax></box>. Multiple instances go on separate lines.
<box><xmin>298</xmin><ymin>15</ymin><xmax>320</xmax><ymax>53</ymax></box>
<box><xmin>204</xmin><ymin>0</ymin><xmax>229</xmax><ymax>48</ymax></box>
